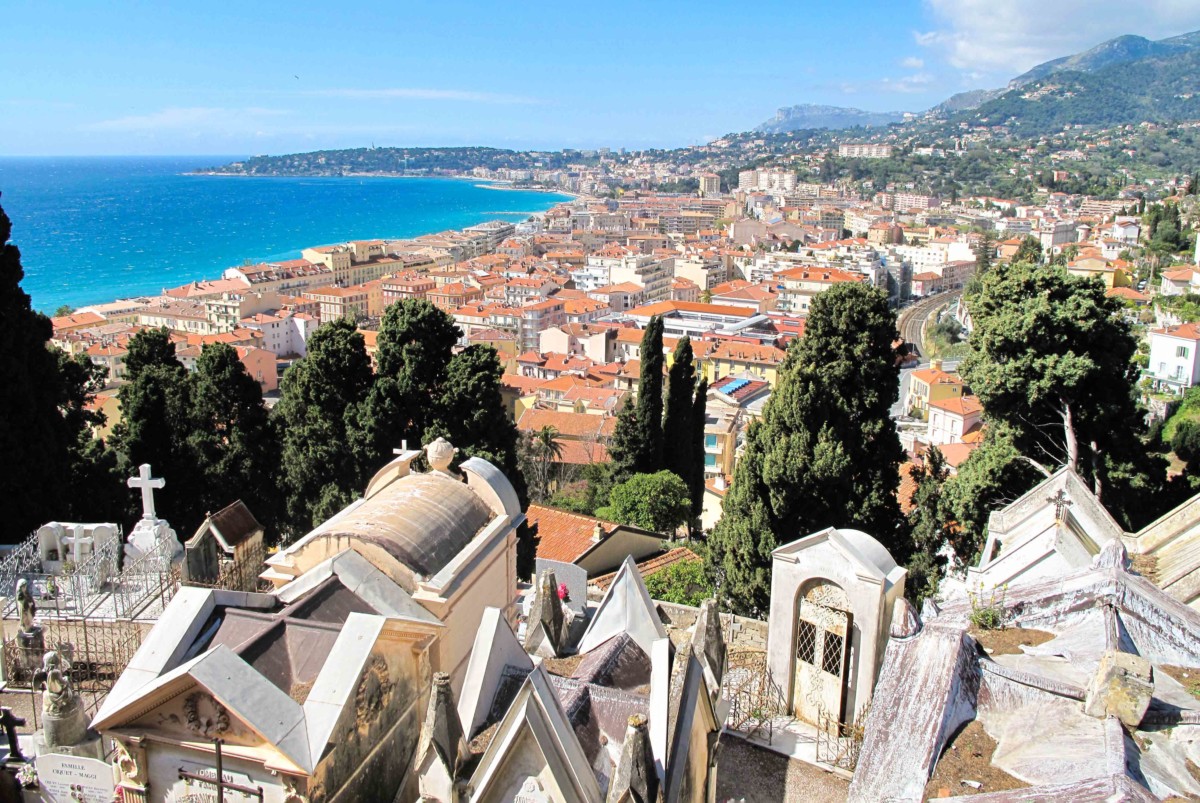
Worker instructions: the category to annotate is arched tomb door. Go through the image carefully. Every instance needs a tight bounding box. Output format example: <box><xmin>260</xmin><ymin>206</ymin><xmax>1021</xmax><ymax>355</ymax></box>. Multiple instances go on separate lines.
<box><xmin>792</xmin><ymin>580</ymin><xmax>852</xmax><ymax>729</ymax></box>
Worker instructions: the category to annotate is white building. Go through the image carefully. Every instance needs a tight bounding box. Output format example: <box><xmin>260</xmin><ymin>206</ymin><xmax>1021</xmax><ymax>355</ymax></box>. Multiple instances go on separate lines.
<box><xmin>1148</xmin><ymin>323</ymin><xmax>1200</xmax><ymax>393</ymax></box>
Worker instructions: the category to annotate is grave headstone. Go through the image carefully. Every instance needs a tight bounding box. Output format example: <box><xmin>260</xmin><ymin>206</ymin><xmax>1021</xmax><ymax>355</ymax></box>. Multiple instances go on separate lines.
<box><xmin>535</xmin><ymin>558</ymin><xmax>587</xmax><ymax>615</ymax></box>
<box><xmin>33</xmin><ymin>754</ymin><xmax>115</xmax><ymax>803</ymax></box>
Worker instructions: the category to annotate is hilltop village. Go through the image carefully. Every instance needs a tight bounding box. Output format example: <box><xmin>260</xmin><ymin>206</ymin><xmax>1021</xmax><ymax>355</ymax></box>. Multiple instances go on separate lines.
<box><xmin>5</xmin><ymin>150</ymin><xmax>1200</xmax><ymax>803</ymax></box>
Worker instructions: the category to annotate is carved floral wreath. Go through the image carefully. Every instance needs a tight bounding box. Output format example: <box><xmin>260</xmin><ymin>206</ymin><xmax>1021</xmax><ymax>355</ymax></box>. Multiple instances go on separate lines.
<box><xmin>183</xmin><ymin>692</ymin><xmax>230</xmax><ymax>738</ymax></box>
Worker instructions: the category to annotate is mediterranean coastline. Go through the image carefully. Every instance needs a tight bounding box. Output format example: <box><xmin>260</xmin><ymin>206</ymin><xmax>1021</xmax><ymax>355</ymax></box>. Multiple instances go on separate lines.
<box><xmin>0</xmin><ymin>156</ymin><xmax>570</xmax><ymax>312</ymax></box>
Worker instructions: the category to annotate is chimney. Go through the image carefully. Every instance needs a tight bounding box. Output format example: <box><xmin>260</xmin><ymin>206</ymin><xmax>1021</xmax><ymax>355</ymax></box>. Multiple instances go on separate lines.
<box><xmin>931</xmin><ymin>358</ymin><xmax>943</xmax><ymax>372</ymax></box>
<box><xmin>592</xmin><ymin>522</ymin><xmax>604</xmax><ymax>542</ymax></box>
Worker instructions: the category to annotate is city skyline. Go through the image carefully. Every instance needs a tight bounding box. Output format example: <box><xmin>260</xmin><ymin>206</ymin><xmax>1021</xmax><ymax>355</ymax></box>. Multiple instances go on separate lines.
<box><xmin>3</xmin><ymin>0</ymin><xmax>1200</xmax><ymax>155</ymax></box>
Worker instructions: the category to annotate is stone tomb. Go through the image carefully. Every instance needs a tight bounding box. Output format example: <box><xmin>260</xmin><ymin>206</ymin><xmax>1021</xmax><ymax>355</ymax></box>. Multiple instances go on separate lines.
<box><xmin>766</xmin><ymin>527</ymin><xmax>907</xmax><ymax>731</ymax></box>
<box><xmin>33</xmin><ymin>753</ymin><xmax>115</xmax><ymax>803</ymax></box>
<box><xmin>35</xmin><ymin>523</ymin><xmax>118</xmax><ymax>574</ymax></box>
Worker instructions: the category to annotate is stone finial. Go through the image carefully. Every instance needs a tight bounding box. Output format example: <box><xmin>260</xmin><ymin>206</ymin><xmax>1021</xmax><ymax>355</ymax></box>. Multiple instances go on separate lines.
<box><xmin>607</xmin><ymin>713</ymin><xmax>658</xmax><ymax>803</ymax></box>
<box><xmin>524</xmin><ymin>569</ymin><xmax>565</xmax><ymax>657</ymax></box>
<box><xmin>425</xmin><ymin>438</ymin><xmax>458</xmax><ymax>475</ymax></box>
<box><xmin>1083</xmin><ymin>650</ymin><xmax>1153</xmax><ymax>727</ymax></box>
<box><xmin>1092</xmin><ymin>539</ymin><xmax>1130</xmax><ymax>571</ymax></box>
<box><xmin>691</xmin><ymin>598</ymin><xmax>726</xmax><ymax>687</ymax></box>
<box><xmin>418</xmin><ymin>672</ymin><xmax>466</xmax><ymax>778</ymax></box>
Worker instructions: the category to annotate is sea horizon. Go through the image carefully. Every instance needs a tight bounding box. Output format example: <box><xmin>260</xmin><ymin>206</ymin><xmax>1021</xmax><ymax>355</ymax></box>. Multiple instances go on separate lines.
<box><xmin>0</xmin><ymin>155</ymin><xmax>571</xmax><ymax>313</ymax></box>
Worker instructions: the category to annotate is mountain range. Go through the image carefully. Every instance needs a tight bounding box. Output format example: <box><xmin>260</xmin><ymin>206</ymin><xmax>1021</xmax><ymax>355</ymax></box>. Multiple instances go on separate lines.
<box><xmin>754</xmin><ymin>104</ymin><xmax>907</xmax><ymax>133</ymax></box>
<box><xmin>755</xmin><ymin>28</ymin><xmax>1200</xmax><ymax>136</ymax></box>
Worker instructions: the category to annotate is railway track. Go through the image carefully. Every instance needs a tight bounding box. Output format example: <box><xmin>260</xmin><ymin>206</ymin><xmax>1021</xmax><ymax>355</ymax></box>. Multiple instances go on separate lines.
<box><xmin>897</xmin><ymin>290</ymin><xmax>962</xmax><ymax>358</ymax></box>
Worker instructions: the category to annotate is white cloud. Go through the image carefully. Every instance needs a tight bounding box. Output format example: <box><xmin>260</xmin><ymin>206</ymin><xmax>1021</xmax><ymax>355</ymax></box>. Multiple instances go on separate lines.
<box><xmin>878</xmin><ymin>73</ymin><xmax>935</xmax><ymax>94</ymax></box>
<box><xmin>919</xmin><ymin>0</ymin><xmax>1200</xmax><ymax>76</ymax></box>
<box><xmin>900</xmin><ymin>56</ymin><xmax>925</xmax><ymax>70</ymax></box>
<box><xmin>84</xmin><ymin>107</ymin><xmax>288</xmax><ymax>133</ymax></box>
<box><xmin>307</xmin><ymin>88</ymin><xmax>539</xmax><ymax>104</ymax></box>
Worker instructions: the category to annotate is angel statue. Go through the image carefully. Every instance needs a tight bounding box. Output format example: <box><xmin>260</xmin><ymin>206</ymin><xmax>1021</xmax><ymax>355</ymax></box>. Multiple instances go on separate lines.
<box><xmin>15</xmin><ymin>579</ymin><xmax>37</xmax><ymax>634</ymax></box>
<box><xmin>34</xmin><ymin>650</ymin><xmax>77</xmax><ymax>717</ymax></box>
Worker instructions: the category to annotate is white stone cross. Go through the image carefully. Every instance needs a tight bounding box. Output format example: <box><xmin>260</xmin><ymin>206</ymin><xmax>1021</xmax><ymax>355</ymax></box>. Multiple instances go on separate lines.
<box><xmin>128</xmin><ymin>464</ymin><xmax>165</xmax><ymax>521</ymax></box>
<box><xmin>393</xmin><ymin>440</ymin><xmax>409</xmax><ymax>456</ymax></box>
<box><xmin>61</xmin><ymin>525</ymin><xmax>95</xmax><ymax>565</ymax></box>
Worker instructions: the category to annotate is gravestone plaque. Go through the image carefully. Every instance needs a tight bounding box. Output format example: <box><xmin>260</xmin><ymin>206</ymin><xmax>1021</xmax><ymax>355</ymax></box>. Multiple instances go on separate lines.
<box><xmin>535</xmin><ymin>558</ymin><xmax>587</xmax><ymax>614</ymax></box>
<box><xmin>34</xmin><ymin>753</ymin><xmax>114</xmax><ymax>803</ymax></box>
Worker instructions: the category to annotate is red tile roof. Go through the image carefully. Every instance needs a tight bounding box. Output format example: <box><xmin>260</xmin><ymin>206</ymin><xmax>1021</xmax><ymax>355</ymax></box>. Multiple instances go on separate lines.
<box><xmin>589</xmin><ymin>547</ymin><xmax>702</xmax><ymax>591</ymax></box>
<box><xmin>528</xmin><ymin>504</ymin><xmax>617</xmax><ymax>563</ymax></box>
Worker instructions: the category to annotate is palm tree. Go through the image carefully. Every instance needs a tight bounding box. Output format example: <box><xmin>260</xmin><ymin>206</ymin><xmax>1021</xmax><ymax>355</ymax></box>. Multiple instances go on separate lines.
<box><xmin>532</xmin><ymin>425</ymin><xmax>563</xmax><ymax>500</ymax></box>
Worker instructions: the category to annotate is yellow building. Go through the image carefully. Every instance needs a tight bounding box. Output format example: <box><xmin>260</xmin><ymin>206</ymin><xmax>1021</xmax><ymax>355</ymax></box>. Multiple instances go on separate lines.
<box><xmin>1066</xmin><ymin>255</ymin><xmax>1132</xmax><ymax>289</ymax></box>
<box><xmin>906</xmin><ymin>361</ymin><xmax>964</xmax><ymax>419</ymax></box>
<box><xmin>703</xmin><ymin>341</ymin><xmax>786</xmax><ymax>387</ymax></box>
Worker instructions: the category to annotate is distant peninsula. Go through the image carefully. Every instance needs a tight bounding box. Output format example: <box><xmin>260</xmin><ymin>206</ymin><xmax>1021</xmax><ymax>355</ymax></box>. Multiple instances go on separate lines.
<box><xmin>195</xmin><ymin>146</ymin><xmax>594</xmax><ymax>178</ymax></box>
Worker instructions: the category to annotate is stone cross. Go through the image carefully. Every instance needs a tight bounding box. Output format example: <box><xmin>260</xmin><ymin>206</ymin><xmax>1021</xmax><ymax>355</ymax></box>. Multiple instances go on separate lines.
<box><xmin>393</xmin><ymin>439</ymin><xmax>409</xmax><ymax>456</ymax></box>
<box><xmin>61</xmin><ymin>525</ymin><xmax>94</xmax><ymax>565</ymax></box>
<box><xmin>127</xmin><ymin>464</ymin><xmax>165</xmax><ymax>521</ymax></box>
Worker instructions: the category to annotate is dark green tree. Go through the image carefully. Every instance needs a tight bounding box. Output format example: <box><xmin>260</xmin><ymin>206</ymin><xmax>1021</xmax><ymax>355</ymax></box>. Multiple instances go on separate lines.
<box><xmin>689</xmin><ymin>377</ymin><xmax>709</xmax><ymax>520</ymax></box>
<box><xmin>123</xmin><ymin>327</ymin><xmax>180</xmax><ymax>381</ymax></box>
<box><xmin>56</xmin><ymin>351</ymin><xmax>125</xmax><ymax>524</ymax></box>
<box><xmin>974</xmin><ymin>230</ymin><xmax>996</xmax><ymax>274</ymax></box>
<box><xmin>111</xmin><ymin>360</ymin><xmax>198</xmax><ymax>529</ymax></box>
<box><xmin>355</xmin><ymin>299</ymin><xmax>461</xmax><ymax>465</ymax></box>
<box><xmin>960</xmin><ymin>262</ymin><xmax>1165</xmax><ymax>528</ymax></box>
<box><xmin>904</xmin><ymin>447</ymin><xmax>952</xmax><ymax>602</ymax></box>
<box><xmin>940</xmin><ymin>424</ymin><xmax>1043</xmax><ymax>560</ymax></box>
<box><xmin>608</xmin><ymin>316</ymin><xmax>665</xmax><ymax>480</ymax></box>
<box><xmin>274</xmin><ymin>319</ymin><xmax>374</xmax><ymax>535</ymax></box>
<box><xmin>187</xmin><ymin>343</ymin><xmax>281</xmax><ymax>534</ymax></box>
<box><xmin>707</xmin><ymin>283</ymin><xmax>905</xmax><ymax>615</ymax></box>
<box><xmin>662</xmin><ymin>337</ymin><xmax>696</xmax><ymax>480</ymax></box>
<box><xmin>0</xmin><ymin>201</ymin><xmax>117</xmax><ymax>540</ymax></box>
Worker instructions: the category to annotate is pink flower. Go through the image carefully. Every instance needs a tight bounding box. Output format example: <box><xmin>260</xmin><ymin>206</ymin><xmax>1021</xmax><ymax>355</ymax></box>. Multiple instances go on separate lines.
<box><xmin>557</xmin><ymin>582</ymin><xmax>570</xmax><ymax>602</ymax></box>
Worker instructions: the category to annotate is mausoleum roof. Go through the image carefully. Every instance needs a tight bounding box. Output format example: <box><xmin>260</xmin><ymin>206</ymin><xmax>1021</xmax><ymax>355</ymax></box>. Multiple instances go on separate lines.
<box><xmin>313</xmin><ymin>471</ymin><xmax>494</xmax><ymax>578</ymax></box>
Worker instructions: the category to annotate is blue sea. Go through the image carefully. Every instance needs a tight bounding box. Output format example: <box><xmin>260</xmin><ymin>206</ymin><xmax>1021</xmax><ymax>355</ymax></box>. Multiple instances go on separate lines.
<box><xmin>0</xmin><ymin>156</ymin><xmax>572</xmax><ymax>313</ymax></box>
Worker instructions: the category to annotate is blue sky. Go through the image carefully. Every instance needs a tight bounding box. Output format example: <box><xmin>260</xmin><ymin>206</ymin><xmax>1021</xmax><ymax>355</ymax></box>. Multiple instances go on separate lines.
<box><xmin>4</xmin><ymin>0</ymin><xmax>1200</xmax><ymax>155</ymax></box>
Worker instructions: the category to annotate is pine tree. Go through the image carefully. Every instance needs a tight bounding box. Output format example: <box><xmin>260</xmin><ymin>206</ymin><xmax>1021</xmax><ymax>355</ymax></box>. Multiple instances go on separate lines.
<box><xmin>960</xmin><ymin>261</ymin><xmax>1167</xmax><ymax>528</ymax></box>
<box><xmin>974</xmin><ymin>230</ymin><xmax>996</xmax><ymax>274</ymax></box>
<box><xmin>707</xmin><ymin>283</ymin><xmax>904</xmax><ymax>615</ymax></box>
<box><xmin>274</xmin><ymin>319</ymin><xmax>374</xmax><ymax>535</ymax></box>
<box><xmin>662</xmin><ymin>336</ymin><xmax>696</xmax><ymax>481</ymax></box>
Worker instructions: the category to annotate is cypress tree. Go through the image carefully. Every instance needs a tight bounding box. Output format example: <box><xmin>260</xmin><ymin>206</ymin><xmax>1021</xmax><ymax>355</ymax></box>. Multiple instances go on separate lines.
<box><xmin>111</xmin><ymin>329</ymin><xmax>199</xmax><ymax>528</ymax></box>
<box><xmin>355</xmin><ymin>299</ymin><xmax>461</xmax><ymax>465</ymax></box>
<box><xmin>662</xmin><ymin>336</ymin><xmax>695</xmax><ymax>480</ymax></box>
<box><xmin>188</xmin><ymin>343</ymin><xmax>280</xmax><ymax>534</ymax></box>
<box><xmin>689</xmin><ymin>377</ymin><xmax>709</xmax><ymax>521</ymax></box>
<box><xmin>0</xmin><ymin>201</ymin><xmax>103</xmax><ymax>539</ymax></box>
<box><xmin>274</xmin><ymin>319</ymin><xmax>374</xmax><ymax>535</ymax></box>
<box><xmin>637</xmin><ymin>316</ymin><xmax>665</xmax><ymax>469</ymax></box>
<box><xmin>609</xmin><ymin>316</ymin><xmax>665</xmax><ymax>480</ymax></box>
<box><xmin>707</xmin><ymin>283</ymin><xmax>904</xmax><ymax>615</ymax></box>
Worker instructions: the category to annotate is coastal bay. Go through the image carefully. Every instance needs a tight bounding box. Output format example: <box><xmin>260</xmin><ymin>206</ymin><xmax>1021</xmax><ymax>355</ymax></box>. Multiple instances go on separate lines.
<box><xmin>0</xmin><ymin>156</ymin><xmax>570</xmax><ymax>313</ymax></box>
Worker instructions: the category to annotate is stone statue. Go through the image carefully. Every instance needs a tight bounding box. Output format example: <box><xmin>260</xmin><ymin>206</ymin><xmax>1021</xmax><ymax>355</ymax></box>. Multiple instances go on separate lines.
<box><xmin>33</xmin><ymin>650</ymin><xmax>91</xmax><ymax>752</ymax></box>
<box><xmin>15</xmin><ymin>579</ymin><xmax>36</xmax><ymax>634</ymax></box>
<box><xmin>37</xmin><ymin>651</ymin><xmax>78</xmax><ymax>718</ymax></box>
